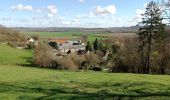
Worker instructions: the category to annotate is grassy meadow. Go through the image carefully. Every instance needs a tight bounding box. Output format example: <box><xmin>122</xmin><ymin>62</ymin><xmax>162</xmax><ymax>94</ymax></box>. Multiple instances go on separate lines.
<box><xmin>0</xmin><ymin>65</ymin><xmax>170</xmax><ymax>100</ymax></box>
<box><xmin>0</xmin><ymin>44</ymin><xmax>33</xmax><ymax>65</ymax></box>
<box><xmin>0</xmin><ymin>43</ymin><xmax>170</xmax><ymax>99</ymax></box>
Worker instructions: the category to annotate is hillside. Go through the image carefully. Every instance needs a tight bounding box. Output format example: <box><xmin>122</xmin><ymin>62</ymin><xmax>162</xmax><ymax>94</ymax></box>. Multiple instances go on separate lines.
<box><xmin>0</xmin><ymin>44</ymin><xmax>33</xmax><ymax>65</ymax></box>
<box><xmin>0</xmin><ymin>65</ymin><xmax>169</xmax><ymax>100</ymax></box>
<box><xmin>0</xmin><ymin>37</ymin><xmax>170</xmax><ymax>100</ymax></box>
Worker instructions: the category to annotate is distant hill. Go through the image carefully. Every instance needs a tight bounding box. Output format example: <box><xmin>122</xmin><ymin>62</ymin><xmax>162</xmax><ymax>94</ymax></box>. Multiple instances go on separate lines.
<box><xmin>108</xmin><ymin>26</ymin><xmax>139</xmax><ymax>33</ymax></box>
<box><xmin>10</xmin><ymin>26</ymin><xmax>139</xmax><ymax>33</ymax></box>
<box><xmin>7</xmin><ymin>26</ymin><xmax>170</xmax><ymax>33</ymax></box>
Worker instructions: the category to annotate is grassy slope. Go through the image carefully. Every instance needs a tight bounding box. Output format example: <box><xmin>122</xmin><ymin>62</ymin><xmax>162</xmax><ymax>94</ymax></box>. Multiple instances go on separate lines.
<box><xmin>0</xmin><ymin>44</ymin><xmax>33</xmax><ymax>65</ymax></box>
<box><xmin>0</xmin><ymin>41</ymin><xmax>170</xmax><ymax>100</ymax></box>
<box><xmin>0</xmin><ymin>65</ymin><xmax>170</xmax><ymax>100</ymax></box>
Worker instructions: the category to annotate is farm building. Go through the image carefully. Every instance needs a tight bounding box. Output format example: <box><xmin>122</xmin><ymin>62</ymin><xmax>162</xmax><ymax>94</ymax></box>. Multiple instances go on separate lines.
<box><xmin>49</xmin><ymin>39</ymin><xmax>85</xmax><ymax>53</ymax></box>
<box><xmin>58</xmin><ymin>40</ymin><xmax>85</xmax><ymax>53</ymax></box>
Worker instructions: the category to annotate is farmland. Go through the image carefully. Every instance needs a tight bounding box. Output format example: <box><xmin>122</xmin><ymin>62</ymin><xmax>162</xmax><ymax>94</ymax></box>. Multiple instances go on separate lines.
<box><xmin>23</xmin><ymin>31</ymin><xmax>110</xmax><ymax>43</ymax></box>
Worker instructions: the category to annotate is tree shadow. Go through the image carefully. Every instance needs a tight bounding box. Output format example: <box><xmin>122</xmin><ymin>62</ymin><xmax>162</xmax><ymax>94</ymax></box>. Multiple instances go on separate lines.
<box><xmin>0</xmin><ymin>81</ymin><xmax>170</xmax><ymax>100</ymax></box>
<box><xmin>19</xmin><ymin>57</ymin><xmax>35</xmax><ymax>67</ymax></box>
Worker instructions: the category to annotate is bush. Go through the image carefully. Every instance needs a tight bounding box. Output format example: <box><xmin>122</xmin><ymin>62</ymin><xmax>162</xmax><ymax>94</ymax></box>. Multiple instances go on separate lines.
<box><xmin>34</xmin><ymin>43</ymin><xmax>58</xmax><ymax>68</ymax></box>
<box><xmin>57</xmin><ymin>57</ymin><xmax>78</xmax><ymax>70</ymax></box>
<box><xmin>84</xmin><ymin>52</ymin><xmax>101</xmax><ymax>70</ymax></box>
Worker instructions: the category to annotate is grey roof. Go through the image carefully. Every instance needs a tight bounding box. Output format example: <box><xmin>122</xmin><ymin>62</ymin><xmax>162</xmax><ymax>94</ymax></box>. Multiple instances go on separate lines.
<box><xmin>59</xmin><ymin>43</ymin><xmax>85</xmax><ymax>50</ymax></box>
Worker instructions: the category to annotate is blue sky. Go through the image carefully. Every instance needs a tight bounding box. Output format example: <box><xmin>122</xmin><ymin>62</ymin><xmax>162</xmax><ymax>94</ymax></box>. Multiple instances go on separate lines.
<box><xmin>0</xmin><ymin>0</ymin><xmax>152</xmax><ymax>27</ymax></box>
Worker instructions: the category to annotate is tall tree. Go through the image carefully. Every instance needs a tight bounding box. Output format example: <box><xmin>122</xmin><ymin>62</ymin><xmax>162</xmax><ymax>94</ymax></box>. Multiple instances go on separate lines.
<box><xmin>93</xmin><ymin>38</ymin><xmax>100</xmax><ymax>51</ymax></box>
<box><xmin>157</xmin><ymin>0</ymin><xmax>170</xmax><ymax>23</ymax></box>
<box><xmin>86</xmin><ymin>41</ymin><xmax>93</xmax><ymax>51</ymax></box>
<box><xmin>137</xmin><ymin>1</ymin><xmax>166</xmax><ymax>74</ymax></box>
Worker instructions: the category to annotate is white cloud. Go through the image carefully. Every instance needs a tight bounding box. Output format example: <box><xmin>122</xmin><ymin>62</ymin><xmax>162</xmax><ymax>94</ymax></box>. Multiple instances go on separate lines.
<box><xmin>135</xmin><ymin>9</ymin><xmax>145</xmax><ymax>21</ymax></box>
<box><xmin>162</xmin><ymin>19</ymin><xmax>169</xmax><ymax>24</ymax></box>
<box><xmin>47</xmin><ymin>5</ymin><xmax>57</xmax><ymax>14</ymax></box>
<box><xmin>94</xmin><ymin>5</ymin><xmax>116</xmax><ymax>16</ymax></box>
<box><xmin>47</xmin><ymin>5</ymin><xmax>58</xmax><ymax>18</ymax></box>
<box><xmin>136</xmin><ymin>9</ymin><xmax>145</xmax><ymax>17</ymax></box>
<box><xmin>62</xmin><ymin>21</ymin><xmax>71</xmax><ymax>25</ymax></box>
<box><xmin>48</xmin><ymin>14</ymin><xmax>54</xmax><ymax>18</ymax></box>
<box><xmin>76</xmin><ymin>14</ymin><xmax>87</xmax><ymax>18</ymax></box>
<box><xmin>11</xmin><ymin>4</ymin><xmax>32</xmax><ymax>11</ymax></box>
<box><xmin>79</xmin><ymin>0</ymin><xmax>85</xmax><ymax>3</ymax></box>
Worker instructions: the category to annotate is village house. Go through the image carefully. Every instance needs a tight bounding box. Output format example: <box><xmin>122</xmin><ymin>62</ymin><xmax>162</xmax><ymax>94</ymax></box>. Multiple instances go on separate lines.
<box><xmin>49</xmin><ymin>39</ymin><xmax>86</xmax><ymax>53</ymax></box>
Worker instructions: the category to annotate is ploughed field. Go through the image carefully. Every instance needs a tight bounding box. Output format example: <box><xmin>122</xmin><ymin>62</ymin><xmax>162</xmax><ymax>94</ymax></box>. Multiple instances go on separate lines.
<box><xmin>0</xmin><ymin>44</ymin><xmax>170</xmax><ymax>100</ymax></box>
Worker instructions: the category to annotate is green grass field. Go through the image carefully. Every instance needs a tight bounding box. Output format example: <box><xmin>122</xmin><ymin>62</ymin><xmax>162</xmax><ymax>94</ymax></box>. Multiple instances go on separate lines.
<box><xmin>0</xmin><ymin>65</ymin><xmax>170</xmax><ymax>100</ymax></box>
<box><xmin>0</xmin><ymin>44</ymin><xmax>170</xmax><ymax>100</ymax></box>
<box><xmin>24</xmin><ymin>31</ymin><xmax>108</xmax><ymax>43</ymax></box>
<box><xmin>0</xmin><ymin>44</ymin><xmax>33</xmax><ymax>65</ymax></box>
<box><xmin>24</xmin><ymin>32</ymin><xmax>75</xmax><ymax>38</ymax></box>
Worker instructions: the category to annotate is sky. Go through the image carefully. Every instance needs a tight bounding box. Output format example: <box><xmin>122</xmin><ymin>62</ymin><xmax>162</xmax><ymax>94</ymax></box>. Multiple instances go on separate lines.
<box><xmin>0</xmin><ymin>0</ymin><xmax>153</xmax><ymax>28</ymax></box>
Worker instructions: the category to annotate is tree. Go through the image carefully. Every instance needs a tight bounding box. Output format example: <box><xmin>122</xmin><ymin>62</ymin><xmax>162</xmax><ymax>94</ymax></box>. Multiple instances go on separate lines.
<box><xmin>156</xmin><ymin>39</ymin><xmax>170</xmax><ymax>74</ymax></box>
<box><xmin>137</xmin><ymin>1</ymin><xmax>166</xmax><ymax>74</ymax></box>
<box><xmin>86</xmin><ymin>41</ymin><xmax>93</xmax><ymax>51</ymax></box>
<box><xmin>93</xmin><ymin>38</ymin><xmax>100</xmax><ymax>51</ymax></box>
<box><xmin>157</xmin><ymin>0</ymin><xmax>170</xmax><ymax>24</ymax></box>
<box><xmin>48</xmin><ymin>41</ymin><xmax>58</xmax><ymax>50</ymax></box>
<box><xmin>81</xmin><ymin>35</ymin><xmax>88</xmax><ymax>43</ymax></box>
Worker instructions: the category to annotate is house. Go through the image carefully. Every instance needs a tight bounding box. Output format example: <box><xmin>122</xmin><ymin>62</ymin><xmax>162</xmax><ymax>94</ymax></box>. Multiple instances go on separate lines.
<box><xmin>58</xmin><ymin>43</ymin><xmax>85</xmax><ymax>53</ymax></box>
<box><xmin>27</xmin><ymin>37</ymin><xmax>35</xmax><ymax>43</ymax></box>
<box><xmin>49</xmin><ymin>39</ymin><xmax>86</xmax><ymax>53</ymax></box>
<box><xmin>58</xmin><ymin>40</ymin><xmax>85</xmax><ymax>53</ymax></box>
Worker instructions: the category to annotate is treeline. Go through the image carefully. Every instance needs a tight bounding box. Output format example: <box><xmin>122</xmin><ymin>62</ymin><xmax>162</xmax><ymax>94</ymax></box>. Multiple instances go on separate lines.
<box><xmin>0</xmin><ymin>27</ymin><xmax>26</xmax><ymax>47</ymax></box>
<box><xmin>0</xmin><ymin>27</ymin><xmax>38</xmax><ymax>49</ymax></box>
<box><xmin>33</xmin><ymin>36</ymin><xmax>170</xmax><ymax>74</ymax></box>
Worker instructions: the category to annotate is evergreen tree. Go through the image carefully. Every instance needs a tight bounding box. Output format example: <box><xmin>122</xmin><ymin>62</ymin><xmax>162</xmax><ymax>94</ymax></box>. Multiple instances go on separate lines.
<box><xmin>93</xmin><ymin>38</ymin><xmax>100</xmax><ymax>51</ymax></box>
<box><xmin>137</xmin><ymin>1</ymin><xmax>166</xmax><ymax>74</ymax></box>
<box><xmin>86</xmin><ymin>41</ymin><xmax>93</xmax><ymax>51</ymax></box>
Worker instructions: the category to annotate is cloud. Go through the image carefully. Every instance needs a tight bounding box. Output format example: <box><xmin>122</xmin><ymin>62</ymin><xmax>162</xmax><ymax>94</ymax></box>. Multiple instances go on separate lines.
<box><xmin>94</xmin><ymin>5</ymin><xmax>116</xmax><ymax>16</ymax></box>
<box><xmin>34</xmin><ymin>9</ymin><xmax>42</xmax><ymax>13</ymax></box>
<box><xmin>47</xmin><ymin>5</ymin><xmax>57</xmax><ymax>14</ymax></box>
<box><xmin>75</xmin><ymin>11</ymin><xmax>96</xmax><ymax>19</ymax></box>
<box><xmin>11</xmin><ymin>4</ymin><xmax>32</xmax><ymax>11</ymax></box>
<box><xmin>162</xmin><ymin>19</ymin><xmax>169</xmax><ymax>24</ymax></box>
<box><xmin>47</xmin><ymin>5</ymin><xmax>58</xmax><ymax>18</ymax></box>
<box><xmin>61</xmin><ymin>21</ymin><xmax>72</xmax><ymax>25</ymax></box>
<box><xmin>135</xmin><ymin>9</ymin><xmax>145</xmax><ymax>21</ymax></box>
<box><xmin>79</xmin><ymin>0</ymin><xmax>85</xmax><ymax>3</ymax></box>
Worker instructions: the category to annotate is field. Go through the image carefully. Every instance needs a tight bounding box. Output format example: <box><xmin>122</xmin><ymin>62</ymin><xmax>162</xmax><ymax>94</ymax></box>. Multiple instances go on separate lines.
<box><xmin>0</xmin><ymin>44</ymin><xmax>33</xmax><ymax>65</ymax></box>
<box><xmin>0</xmin><ymin>65</ymin><xmax>170</xmax><ymax>100</ymax></box>
<box><xmin>24</xmin><ymin>31</ymin><xmax>109</xmax><ymax>43</ymax></box>
<box><xmin>0</xmin><ymin>44</ymin><xmax>170</xmax><ymax>100</ymax></box>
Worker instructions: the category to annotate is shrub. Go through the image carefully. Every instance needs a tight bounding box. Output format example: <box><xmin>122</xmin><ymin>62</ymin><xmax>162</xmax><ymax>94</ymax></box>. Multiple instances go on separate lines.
<box><xmin>57</xmin><ymin>57</ymin><xmax>78</xmax><ymax>70</ymax></box>
<box><xmin>34</xmin><ymin>43</ymin><xmax>58</xmax><ymax>68</ymax></box>
<box><xmin>84</xmin><ymin>52</ymin><xmax>101</xmax><ymax>70</ymax></box>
